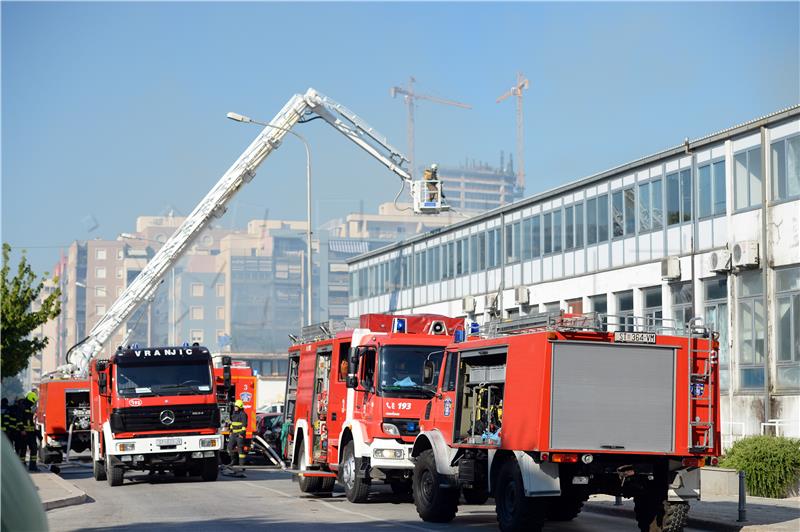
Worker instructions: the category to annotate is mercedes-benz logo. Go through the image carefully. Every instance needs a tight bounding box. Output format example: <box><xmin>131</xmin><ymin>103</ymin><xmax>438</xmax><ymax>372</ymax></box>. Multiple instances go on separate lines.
<box><xmin>159</xmin><ymin>409</ymin><xmax>175</xmax><ymax>425</ymax></box>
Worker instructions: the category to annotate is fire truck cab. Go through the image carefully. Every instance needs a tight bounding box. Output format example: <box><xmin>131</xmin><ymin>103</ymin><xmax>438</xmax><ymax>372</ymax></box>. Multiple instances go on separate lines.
<box><xmin>411</xmin><ymin>312</ymin><xmax>720</xmax><ymax>532</ymax></box>
<box><xmin>284</xmin><ymin>314</ymin><xmax>463</xmax><ymax>502</ymax></box>
<box><xmin>89</xmin><ymin>344</ymin><xmax>223</xmax><ymax>486</ymax></box>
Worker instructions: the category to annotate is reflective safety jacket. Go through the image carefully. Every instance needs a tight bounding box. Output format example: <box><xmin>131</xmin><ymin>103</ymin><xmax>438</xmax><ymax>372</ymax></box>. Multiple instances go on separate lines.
<box><xmin>18</xmin><ymin>400</ymin><xmax>36</xmax><ymax>432</ymax></box>
<box><xmin>229</xmin><ymin>409</ymin><xmax>248</xmax><ymax>435</ymax></box>
<box><xmin>1</xmin><ymin>406</ymin><xmax>17</xmax><ymax>433</ymax></box>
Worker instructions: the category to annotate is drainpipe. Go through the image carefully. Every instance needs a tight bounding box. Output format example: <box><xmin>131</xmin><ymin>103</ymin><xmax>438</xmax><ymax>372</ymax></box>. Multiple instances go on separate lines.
<box><xmin>760</xmin><ymin>127</ymin><xmax>771</xmax><ymax>424</ymax></box>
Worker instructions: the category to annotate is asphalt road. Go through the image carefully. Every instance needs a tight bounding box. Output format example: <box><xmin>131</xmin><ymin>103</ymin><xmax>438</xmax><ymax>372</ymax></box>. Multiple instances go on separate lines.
<box><xmin>48</xmin><ymin>466</ymin><xmax>706</xmax><ymax>531</ymax></box>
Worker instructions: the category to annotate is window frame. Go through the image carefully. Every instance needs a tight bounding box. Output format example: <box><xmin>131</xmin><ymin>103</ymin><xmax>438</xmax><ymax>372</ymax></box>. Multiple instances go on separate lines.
<box><xmin>734</xmin><ymin>146</ymin><xmax>763</xmax><ymax>212</ymax></box>
<box><xmin>736</xmin><ymin>270</ymin><xmax>766</xmax><ymax>392</ymax></box>
<box><xmin>775</xmin><ymin>266</ymin><xmax>800</xmax><ymax>392</ymax></box>
<box><xmin>770</xmin><ymin>134</ymin><xmax>800</xmax><ymax>204</ymax></box>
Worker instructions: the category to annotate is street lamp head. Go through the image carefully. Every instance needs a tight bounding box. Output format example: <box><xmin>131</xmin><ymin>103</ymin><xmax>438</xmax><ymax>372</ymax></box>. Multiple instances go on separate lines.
<box><xmin>226</xmin><ymin>112</ymin><xmax>252</xmax><ymax>124</ymax></box>
<box><xmin>118</xmin><ymin>232</ymin><xmax>138</xmax><ymax>240</ymax></box>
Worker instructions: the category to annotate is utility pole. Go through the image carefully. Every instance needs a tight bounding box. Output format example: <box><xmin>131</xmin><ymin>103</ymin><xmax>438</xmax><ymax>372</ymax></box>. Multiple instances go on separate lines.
<box><xmin>391</xmin><ymin>76</ymin><xmax>471</xmax><ymax>179</ymax></box>
<box><xmin>497</xmin><ymin>72</ymin><xmax>530</xmax><ymax>191</ymax></box>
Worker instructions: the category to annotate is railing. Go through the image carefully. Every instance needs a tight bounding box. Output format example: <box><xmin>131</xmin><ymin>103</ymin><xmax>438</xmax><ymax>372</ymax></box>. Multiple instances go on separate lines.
<box><xmin>297</xmin><ymin>317</ymin><xmax>360</xmax><ymax>343</ymax></box>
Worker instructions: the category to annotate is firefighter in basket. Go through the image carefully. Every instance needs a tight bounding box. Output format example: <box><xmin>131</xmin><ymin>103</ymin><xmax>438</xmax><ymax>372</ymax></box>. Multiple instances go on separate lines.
<box><xmin>423</xmin><ymin>163</ymin><xmax>440</xmax><ymax>202</ymax></box>
<box><xmin>227</xmin><ymin>399</ymin><xmax>248</xmax><ymax>469</ymax></box>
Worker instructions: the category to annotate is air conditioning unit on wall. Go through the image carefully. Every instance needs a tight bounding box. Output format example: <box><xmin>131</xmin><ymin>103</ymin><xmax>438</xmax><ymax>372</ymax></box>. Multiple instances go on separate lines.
<box><xmin>515</xmin><ymin>286</ymin><xmax>530</xmax><ymax>305</ymax></box>
<box><xmin>707</xmin><ymin>250</ymin><xmax>731</xmax><ymax>273</ymax></box>
<box><xmin>732</xmin><ymin>241</ymin><xmax>759</xmax><ymax>270</ymax></box>
<box><xmin>661</xmin><ymin>256</ymin><xmax>681</xmax><ymax>281</ymax></box>
<box><xmin>462</xmin><ymin>295</ymin><xmax>476</xmax><ymax>314</ymax></box>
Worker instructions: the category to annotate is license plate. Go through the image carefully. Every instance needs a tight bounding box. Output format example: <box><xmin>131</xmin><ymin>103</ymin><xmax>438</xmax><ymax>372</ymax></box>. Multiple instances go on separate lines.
<box><xmin>572</xmin><ymin>476</ymin><xmax>589</xmax><ymax>485</ymax></box>
<box><xmin>614</xmin><ymin>332</ymin><xmax>656</xmax><ymax>344</ymax></box>
<box><xmin>157</xmin><ymin>438</ymin><xmax>182</xmax><ymax>446</ymax></box>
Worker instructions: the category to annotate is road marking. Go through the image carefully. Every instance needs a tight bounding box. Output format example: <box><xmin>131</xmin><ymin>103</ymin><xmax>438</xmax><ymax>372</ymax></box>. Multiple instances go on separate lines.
<box><xmin>241</xmin><ymin>481</ymin><xmax>434</xmax><ymax>531</ymax></box>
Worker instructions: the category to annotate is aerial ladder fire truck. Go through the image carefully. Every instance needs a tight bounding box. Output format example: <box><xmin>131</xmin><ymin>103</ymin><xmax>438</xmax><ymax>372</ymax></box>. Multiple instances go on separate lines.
<box><xmin>283</xmin><ymin>314</ymin><xmax>464</xmax><ymax>502</ymax></box>
<box><xmin>38</xmin><ymin>88</ymin><xmax>448</xmax><ymax>482</ymax></box>
<box><xmin>409</xmin><ymin>312</ymin><xmax>721</xmax><ymax>532</ymax></box>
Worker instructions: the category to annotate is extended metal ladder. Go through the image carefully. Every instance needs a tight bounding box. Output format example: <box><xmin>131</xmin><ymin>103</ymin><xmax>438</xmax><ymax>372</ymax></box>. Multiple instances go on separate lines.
<box><xmin>687</xmin><ymin>318</ymin><xmax>718</xmax><ymax>453</ymax></box>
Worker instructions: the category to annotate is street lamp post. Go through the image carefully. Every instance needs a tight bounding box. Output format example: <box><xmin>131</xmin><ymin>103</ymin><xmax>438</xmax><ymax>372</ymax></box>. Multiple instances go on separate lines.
<box><xmin>227</xmin><ymin>112</ymin><xmax>313</xmax><ymax>326</ymax></box>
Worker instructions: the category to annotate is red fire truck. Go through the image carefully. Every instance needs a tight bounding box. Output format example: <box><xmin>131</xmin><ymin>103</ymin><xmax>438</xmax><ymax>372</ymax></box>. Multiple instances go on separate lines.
<box><xmin>213</xmin><ymin>361</ymin><xmax>257</xmax><ymax>463</ymax></box>
<box><xmin>410</xmin><ymin>313</ymin><xmax>720</xmax><ymax>532</ymax></box>
<box><xmin>89</xmin><ymin>344</ymin><xmax>224</xmax><ymax>486</ymax></box>
<box><xmin>284</xmin><ymin>314</ymin><xmax>463</xmax><ymax>502</ymax></box>
<box><xmin>36</xmin><ymin>377</ymin><xmax>92</xmax><ymax>464</ymax></box>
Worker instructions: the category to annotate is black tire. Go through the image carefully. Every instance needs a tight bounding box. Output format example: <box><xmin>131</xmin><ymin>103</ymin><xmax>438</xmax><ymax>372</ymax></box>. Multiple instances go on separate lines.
<box><xmin>546</xmin><ymin>494</ymin><xmax>585</xmax><ymax>521</ymax></box>
<box><xmin>318</xmin><ymin>476</ymin><xmax>336</xmax><ymax>494</ymax></box>
<box><xmin>106</xmin><ymin>456</ymin><xmax>124</xmax><ymax>487</ymax></box>
<box><xmin>297</xmin><ymin>439</ymin><xmax>323</xmax><ymax>493</ymax></box>
<box><xmin>201</xmin><ymin>457</ymin><xmax>219</xmax><ymax>482</ymax></box>
<box><xmin>653</xmin><ymin>501</ymin><xmax>689</xmax><ymax>532</ymax></box>
<box><xmin>463</xmin><ymin>486</ymin><xmax>490</xmax><ymax>505</ymax></box>
<box><xmin>635</xmin><ymin>492</ymin><xmax>685</xmax><ymax>532</ymax></box>
<box><xmin>495</xmin><ymin>460</ymin><xmax>545</xmax><ymax>532</ymax></box>
<box><xmin>93</xmin><ymin>459</ymin><xmax>107</xmax><ymax>481</ymax></box>
<box><xmin>412</xmin><ymin>449</ymin><xmax>459</xmax><ymax>522</ymax></box>
<box><xmin>340</xmin><ymin>441</ymin><xmax>369</xmax><ymax>503</ymax></box>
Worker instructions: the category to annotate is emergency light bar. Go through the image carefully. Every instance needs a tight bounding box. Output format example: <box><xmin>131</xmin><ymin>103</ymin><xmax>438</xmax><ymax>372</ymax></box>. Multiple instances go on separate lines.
<box><xmin>392</xmin><ymin>318</ymin><xmax>407</xmax><ymax>333</ymax></box>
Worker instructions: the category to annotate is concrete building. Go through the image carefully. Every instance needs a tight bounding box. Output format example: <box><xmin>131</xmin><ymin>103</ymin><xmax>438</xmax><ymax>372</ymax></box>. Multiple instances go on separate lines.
<box><xmin>436</xmin><ymin>157</ymin><xmax>523</xmax><ymax>211</ymax></box>
<box><xmin>349</xmin><ymin>106</ymin><xmax>800</xmax><ymax>445</ymax></box>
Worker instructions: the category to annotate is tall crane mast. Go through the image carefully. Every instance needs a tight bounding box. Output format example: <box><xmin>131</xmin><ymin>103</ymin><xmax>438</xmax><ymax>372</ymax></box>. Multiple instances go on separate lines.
<box><xmin>497</xmin><ymin>72</ymin><xmax>530</xmax><ymax>191</ymax></box>
<box><xmin>391</xmin><ymin>76</ymin><xmax>471</xmax><ymax>179</ymax></box>
<box><xmin>66</xmin><ymin>88</ymin><xmax>447</xmax><ymax>376</ymax></box>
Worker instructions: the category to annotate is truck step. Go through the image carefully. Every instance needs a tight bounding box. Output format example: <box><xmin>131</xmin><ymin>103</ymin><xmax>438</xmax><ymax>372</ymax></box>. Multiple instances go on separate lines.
<box><xmin>286</xmin><ymin>469</ymin><xmax>337</xmax><ymax>478</ymax></box>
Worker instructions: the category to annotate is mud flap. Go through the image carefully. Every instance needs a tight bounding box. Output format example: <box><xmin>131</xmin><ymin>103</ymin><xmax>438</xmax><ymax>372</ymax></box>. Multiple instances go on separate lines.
<box><xmin>669</xmin><ymin>468</ymin><xmax>700</xmax><ymax>502</ymax></box>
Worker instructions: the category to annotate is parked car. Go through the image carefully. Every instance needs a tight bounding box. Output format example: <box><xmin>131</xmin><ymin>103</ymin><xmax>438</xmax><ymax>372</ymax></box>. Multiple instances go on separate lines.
<box><xmin>256</xmin><ymin>412</ymin><xmax>283</xmax><ymax>455</ymax></box>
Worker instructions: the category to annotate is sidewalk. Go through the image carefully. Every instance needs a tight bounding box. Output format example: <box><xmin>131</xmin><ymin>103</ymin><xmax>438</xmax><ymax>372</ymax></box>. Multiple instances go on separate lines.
<box><xmin>29</xmin><ymin>470</ymin><xmax>88</xmax><ymax>511</ymax></box>
<box><xmin>584</xmin><ymin>494</ymin><xmax>800</xmax><ymax>531</ymax></box>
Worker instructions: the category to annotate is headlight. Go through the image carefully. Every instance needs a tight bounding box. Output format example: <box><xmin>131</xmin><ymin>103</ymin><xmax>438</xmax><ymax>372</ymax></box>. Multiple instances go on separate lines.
<box><xmin>200</xmin><ymin>438</ymin><xmax>219</xmax><ymax>448</ymax></box>
<box><xmin>381</xmin><ymin>423</ymin><xmax>400</xmax><ymax>436</ymax></box>
<box><xmin>117</xmin><ymin>442</ymin><xmax>135</xmax><ymax>452</ymax></box>
<box><xmin>373</xmin><ymin>448</ymin><xmax>404</xmax><ymax>459</ymax></box>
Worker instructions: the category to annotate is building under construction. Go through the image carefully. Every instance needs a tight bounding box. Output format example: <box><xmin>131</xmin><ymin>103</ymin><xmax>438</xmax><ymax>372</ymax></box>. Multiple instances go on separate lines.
<box><xmin>437</xmin><ymin>155</ymin><xmax>524</xmax><ymax>212</ymax></box>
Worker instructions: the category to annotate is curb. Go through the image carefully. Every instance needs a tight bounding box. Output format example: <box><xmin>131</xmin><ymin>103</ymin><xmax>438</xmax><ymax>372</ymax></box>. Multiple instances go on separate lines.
<box><xmin>583</xmin><ymin>502</ymin><xmax>744</xmax><ymax>532</ymax></box>
<box><xmin>33</xmin><ymin>472</ymin><xmax>89</xmax><ymax>511</ymax></box>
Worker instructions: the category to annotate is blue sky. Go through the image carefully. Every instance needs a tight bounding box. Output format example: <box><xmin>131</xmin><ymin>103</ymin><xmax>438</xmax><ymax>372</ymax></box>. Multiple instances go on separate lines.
<box><xmin>2</xmin><ymin>2</ymin><xmax>798</xmax><ymax>273</ymax></box>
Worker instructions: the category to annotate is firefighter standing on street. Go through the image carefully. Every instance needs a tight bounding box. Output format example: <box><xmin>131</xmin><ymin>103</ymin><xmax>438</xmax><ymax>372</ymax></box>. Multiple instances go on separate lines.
<box><xmin>227</xmin><ymin>399</ymin><xmax>248</xmax><ymax>468</ymax></box>
<box><xmin>18</xmin><ymin>391</ymin><xmax>40</xmax><ymax>471</ymax></box>
<box><xmin>1</xmin><ymin>398</ymin><xmax>18</xmax><ymax>445</ymax></box>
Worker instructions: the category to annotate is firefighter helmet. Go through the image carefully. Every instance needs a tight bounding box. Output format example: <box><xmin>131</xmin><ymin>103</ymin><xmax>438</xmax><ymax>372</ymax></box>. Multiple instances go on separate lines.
<box><xmin>26</xmin><ymin>391</ymin><xmax>38</xmax><ymax>403</ymax></box>
<box><xmin>234</xmin><ymin>399</ymin><xmax>244</xmax><ymax>408</ymax></box>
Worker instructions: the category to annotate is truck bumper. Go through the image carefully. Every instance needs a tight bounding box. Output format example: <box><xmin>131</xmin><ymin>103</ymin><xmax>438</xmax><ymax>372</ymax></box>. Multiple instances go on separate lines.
<box><xmin>366</xmin><ymin>439</ymin><xmax>414</xmax><ymax>470</ymax></box>
<box><xmin>107</xmin><ymin>434</ymin><xmax>223</xmax><ymax>458</ymax></box>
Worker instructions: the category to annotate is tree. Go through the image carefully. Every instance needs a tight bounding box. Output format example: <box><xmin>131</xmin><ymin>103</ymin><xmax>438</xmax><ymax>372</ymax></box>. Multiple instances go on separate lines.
<box><xmin>1</xmin><ymin>243</ymin><xmax>61</xmax><ymax>378</ymax></box>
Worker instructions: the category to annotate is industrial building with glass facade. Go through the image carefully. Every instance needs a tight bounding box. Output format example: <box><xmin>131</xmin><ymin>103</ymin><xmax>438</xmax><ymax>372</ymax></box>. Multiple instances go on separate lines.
<box><xmin>349</xmin><ymin>105</ymin><xmax>800</xmax><ymax>446</ymax></box>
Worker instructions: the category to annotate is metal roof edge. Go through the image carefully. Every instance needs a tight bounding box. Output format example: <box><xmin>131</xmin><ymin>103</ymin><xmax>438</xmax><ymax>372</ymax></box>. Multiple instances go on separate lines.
<box><xmin>348</xmin><ymin>104</ymin><xmax>800</xmax><ymax>265</ymax></box>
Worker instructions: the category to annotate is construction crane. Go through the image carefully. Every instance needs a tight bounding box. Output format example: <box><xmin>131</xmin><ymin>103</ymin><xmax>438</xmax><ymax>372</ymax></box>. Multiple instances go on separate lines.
<box><xmin>497</xmin><ymin>72</ymin><xmax>530</xmax><ymax>191</ymax></box>
<box><xmin>64</xmin><ymin>87</ymin><xmax>449</xmax><ymax>376</ymax></box>
<box><xmin>391</xmin><ymin>76</ymin><xmax>471</xmax><ymax>179</ymax></box>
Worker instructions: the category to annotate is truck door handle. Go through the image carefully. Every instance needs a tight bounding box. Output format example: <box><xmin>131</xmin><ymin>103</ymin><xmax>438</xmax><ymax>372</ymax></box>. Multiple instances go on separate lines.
<box><xmin>331</xmin><ymin>413</ymin><xmax>337</xmax><ymax>421</ymax></box>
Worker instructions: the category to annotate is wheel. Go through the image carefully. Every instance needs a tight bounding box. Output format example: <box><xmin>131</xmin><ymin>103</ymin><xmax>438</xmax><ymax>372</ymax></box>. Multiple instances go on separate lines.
<box><xmin>297</xmin><ymin>439</ymin><xmax>323</xmax><ymax>493</ymax></box>
<box><xmin>634</xmin><ymin>485</ymin><xmax>684</xmax><ymax>532</ymax></box>
<box><xmin>495</xmin><ymin>460</ymin><xmax>545</xmax><ymax>532</ymax></box>
<box><xmin>106</xmin><ymin>456</ymin><xmax>124</xmax><ymax>487</ymax></box>
<box><xmin>546</xmin><ymin>493</ymin><xmax>585</xmax><ymax>521</ymax></box>
<box><xmin>340</xmin><ymin>441</ymin><xmax>369</xmax><ymax>503</ymax></box>
<box><xmin>463</xmin><ymin>486</ymin><xmax>490</xmax><ymax>505</ymax></box>
<box><xmin>93</xmin><ymin>460</ymin><xmax>107</xmax><ymax>481</ymax></box>
<box><xmin>201</xmin><ymin>457</ymin><xmax>219</xmax><ymax>482</ymax></box>
<box><xmin>412</xmin><ymin>449</ymin><xmax>459</xmax><ymax>522</ymax></box>
<box><xmin>318</xmin><ymin>476</ymin><xmax>336</xmax><ymax>494</ymax></box>
<box><xmin>662</xmin><ymin>501</ymin><xmax>689</xmax><ymax>532</ymax></box>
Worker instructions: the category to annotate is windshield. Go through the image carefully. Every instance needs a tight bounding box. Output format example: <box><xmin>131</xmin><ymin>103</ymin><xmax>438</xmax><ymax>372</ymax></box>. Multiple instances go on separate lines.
<box><xmin>116</xmin><ymin>361</ymin><xmax>212</xmax><ymax>397</ymax></box>
<box><xmin>379</xmin><ymin>345</ymin><xmax>443</xmax><ymax>398</ymax></box>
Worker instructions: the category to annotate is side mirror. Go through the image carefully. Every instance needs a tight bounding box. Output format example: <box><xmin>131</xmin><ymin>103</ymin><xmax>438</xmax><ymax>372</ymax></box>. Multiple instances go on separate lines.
<box><xmin>222</xmin><ymin>356</ymin><xmax>232</xmax><ymax>391</ymax></box>
<box><xmin>346</xmin><ymin>375</ymin><xmax>358</xmax><ymax>389</ymax></box>
<box><xmin>98</xmin><ymin>372</ymin><xmax>108</xmax><ymax>395</ymax></box>
<box><xmin>422</xmin><ymin>360</ymin><xmax>435</xmax><ymax>385</ymax></box>
<box><xmin>346</xmin><ymin>348</ymin><xmax>360</xmax><ymax>389</ymax></box>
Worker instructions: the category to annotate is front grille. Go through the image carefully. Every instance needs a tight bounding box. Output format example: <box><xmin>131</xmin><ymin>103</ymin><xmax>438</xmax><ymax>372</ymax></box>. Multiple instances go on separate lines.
<box><xmin>110</xmin><ymin>404</ymin><xmax>220</xmax><ymax>433</ymax></box>
<box><xmin>384</xmin><ymin>418</ymin><xmax>420</xmax><ymax>437</ymax></box>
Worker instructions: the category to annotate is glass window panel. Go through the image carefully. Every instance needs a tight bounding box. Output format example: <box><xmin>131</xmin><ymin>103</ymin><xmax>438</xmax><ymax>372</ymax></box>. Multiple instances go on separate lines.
<box><xmin>639</xmin><ymin>182</ymin><xmax>651</xmax><ymax>232</ymax></box>
<box><xmin>754</xmin><ymin>299</ymin><xmax>765</xmax><ymax>363</ymax></box>
<box><xmin>624</xmin><ymin>188</ymin><xmax>636</xmax><ymax>235</ymax></box>
<box><xmin>680</xmin><ymin>169</ymin><xmax>692</xmax><ymax>222</ymax></box>
<box><xmin>748</xmin><ymin>147</ymin><xmax>762</xmax><ymax>207</ymax></box>
<box><xmin>575</xmin><ymin>203</ymin><xmax>584</xmax><ymax>248</ymax></box>
<box><xmin>552</xmin><ymin>210</ymin><xmax>562</xmax><ymax>252</ymax></box>
<box><xmin>777</xmin><ymin>295</ymin><xmax>792</xmax><ymax>362</ymax></box>
<box><xmin>704</xmin><ymin>276</ymin><xmax>728</xmax><ymax>301</ymax></box>
<box><xmin>462</xmin><ymin>238</ymin><xmax>470</xmax><ymax>275</ymax></box>
<box><xmin>776</xmin><ymin>365</ymin><xmax>800</xmax><ymax>390</ymax></box>
<box><xmin>521</xmin><ymin>218</ymin><xmax>533</xmax><ymax>260</ymax></box>
<box><xmin>612</xmin><ymin>191</ymin><xmax>624</xmax><ymax>237</ymax></box>
<box><xmin>699</xmin><ymin>164</ymin><xmax>712</xmax><ymax>218</ymax></box>
<box><xmin>667</xmin><ymin>172</ymin><xmax>680</xmax><ymax>225</ymax></box>
<box><xmin>788</xmin><ymin>136</ymin><xmax>800</xmax><ymax>197</ymax></box>
<box><xmin>494</xmin><ymin>230</ymin><xmax>501</xmax><ymax>267</ymax></box>
<box><xmin>587</xmin><ymin>198</ymin><xmax>598</xmax><ymax>245</ymax></box>
<box><xmin>671</xmin><ymin>282</ymin><xmax>693</xmax><ymax>305</ymax></box>
<box><xmin>565</xmin><ymin>206</ymin><xmax>574</xmax><ymax>249</ymax></box>
<box><xmin>651</xmin><ymin>179</ymin><xmax>663</xmax><ymax>230</ymax></box>
<box><xmin>734</xmin><ymin>152</ymin><xmax>748</xmax><ymax>210</ymax></box>
<box><xmin>477</xmin><ymin>233</ymin><xmax>486</xmax><ymax>271</ymax></box>
<box><xmin>455</xmin><ymin>240</ymin><xmax>464</xmax><ymax>275</ymax></box>
<box><xmin>487</xmin><ymin>231</ymin><xmax>496</xmax><ymax>268</ymax></box>
<box><xmin>617</xmin><ymin>290</ymin><xmax>633</xmax><ymax>311</ymax></box>
<box><xmin>713</xmin><ymin>161</ymin><xmax>726</xmax><ymax>215</ymax></box>
<box><xmin>739</xmin><ymin>270</ymin><xmax>763</xmax><ymax>296</ymax></box>
<box><xmin>740</xmin><ymin>367</ymin><xmax>764</xmax><ymax>389</ymax></box>
<box><xmin>543</xmin><ymin>213</ymin><xmax>552</xmax><ymax>254</ymax></box>
<box><xmin>532</xmin><ymin>216</ymin><xmax>541</xmax><ymax>257</ymax></box>
<box><xmin>468</xmin><ymin>237</ymin><xmax>476</xmax><ymax>274</ymax></box>
<box><xmin>643</xmin><ymin>287</ymin><xmax>662</xmax><ymax>308</ymax></box>
<box><xmin>777</xmin><ymin>267</ymin><xmax>800</xmax><ymax>292</ymax></box>
<box><xmin>772</xmin><ymin>140</ymin><xmax>787</xmax><ymax>201</ymax></box>
<box><xmin>597</xmin><ymin>194</ymin><xmax>609</xmax><ymax>242</ymax></box>
<box><xmin>739</xmin><ymin>300</ymin><xmax>754</xmax><ymax>364</ymax></box>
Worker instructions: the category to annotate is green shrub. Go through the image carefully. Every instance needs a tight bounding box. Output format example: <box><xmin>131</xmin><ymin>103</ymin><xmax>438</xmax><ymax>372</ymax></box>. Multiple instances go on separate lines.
<box><xmin>720</xmin><ymin>435</ymin><xmax>800</xmax><ymax>498</ymax></box>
